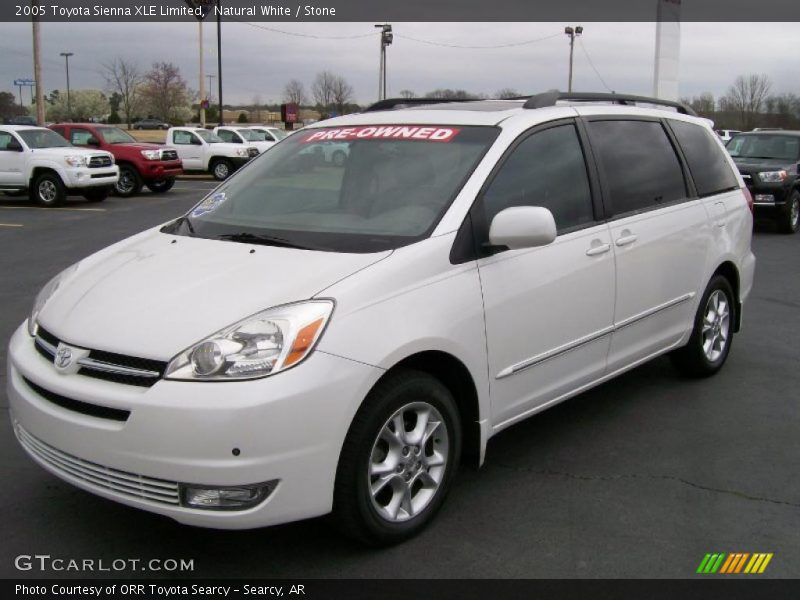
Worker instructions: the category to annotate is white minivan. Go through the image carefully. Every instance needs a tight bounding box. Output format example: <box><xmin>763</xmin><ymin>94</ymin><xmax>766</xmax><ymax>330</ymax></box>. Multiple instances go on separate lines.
<box><xmin>8</xmin><ymin>93</ymin><xmax>755</xmax><ymax>545</ymax></box>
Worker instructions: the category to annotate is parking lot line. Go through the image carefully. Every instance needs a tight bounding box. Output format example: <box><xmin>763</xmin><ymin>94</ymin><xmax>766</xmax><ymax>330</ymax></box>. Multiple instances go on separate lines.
<box><xmin>0</xmin><ymin>223</ymin><xmax>23</xmax><ymax>227</ymax></box>
<box><xmin>0</xmin><ymin>206</ymin><xmax>106</xmax><ymax>212</ymax></box>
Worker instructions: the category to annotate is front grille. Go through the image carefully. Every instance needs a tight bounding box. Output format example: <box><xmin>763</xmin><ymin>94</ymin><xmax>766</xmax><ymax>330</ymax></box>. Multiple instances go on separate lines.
<box><xmin>23</xmin><ymin>377</ymin><xmax>130</xmax><ymax>422</ymax></box>
<box><xmin>35</xmin><ymin>326</ymin><xmax>166</xmax><ymax>388</ymax></box>
<box><xmin>88</xmin><ymin>155</ymin><xmax>113</xmax><ymax>169</ymax></box>
<box><xmin>248</xmin><ymin>147</ymin><xmax>259</xmax><ymax>158</ymax></box>
<box><xmin>15</xmin><ymin>425</ymin><xmax>181</xmax><ymax>506</ymax></box>
<box><xmin>161</xmin><ymin>149</ymin><xmax>179</xmax><ymax>161</ymax></box>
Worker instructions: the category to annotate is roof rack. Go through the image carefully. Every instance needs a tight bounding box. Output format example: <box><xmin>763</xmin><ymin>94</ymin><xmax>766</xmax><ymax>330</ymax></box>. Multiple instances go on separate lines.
<box><xmin>523</xmin><ymin>91</ymin><xmax>697</xmax><ymax>116</ymax></box>
<box><xmin>363</xmin><ymin>98</ymin><xmax>477</xmax><ymax>112</ymax></box>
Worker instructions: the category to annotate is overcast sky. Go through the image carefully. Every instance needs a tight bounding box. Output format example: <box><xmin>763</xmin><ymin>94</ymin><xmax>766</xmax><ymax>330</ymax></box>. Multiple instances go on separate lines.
<box><xmin>0</xmin><ymin>21</ymin><xmax>797</xmax><ymax>106</ymax></box>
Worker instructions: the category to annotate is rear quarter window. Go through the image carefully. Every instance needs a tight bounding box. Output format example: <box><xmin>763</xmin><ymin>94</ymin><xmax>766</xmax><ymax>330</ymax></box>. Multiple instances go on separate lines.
<box><xmin>670</xmin><ymin>120</ymin><xmax>739</xmax><ymax>197</ymax></box>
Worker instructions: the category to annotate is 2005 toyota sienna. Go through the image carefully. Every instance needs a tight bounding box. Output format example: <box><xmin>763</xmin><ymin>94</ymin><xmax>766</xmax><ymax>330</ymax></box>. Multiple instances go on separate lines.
<box><xmin>8</xmin><ymin>92</ymin><xmax>755</xmax><ymax>545</ymax></box>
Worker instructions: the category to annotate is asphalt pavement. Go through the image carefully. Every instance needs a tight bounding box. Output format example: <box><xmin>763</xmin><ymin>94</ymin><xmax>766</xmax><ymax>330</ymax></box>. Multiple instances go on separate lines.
<box><xmin>0</xmin><ymin>187</ymin><xmax>798</xmax><ymax>578</ymax></box>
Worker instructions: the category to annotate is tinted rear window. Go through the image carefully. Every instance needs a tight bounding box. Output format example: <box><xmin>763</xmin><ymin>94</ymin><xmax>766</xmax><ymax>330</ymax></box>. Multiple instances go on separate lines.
<box><xmin>588</xmin><ymin>120</ymin><xmax>686</xmax><ymax>216</ymax></box>
<box><xmin>670</xmin><ymin>120</ymin><xmax>739</xmax><ymax>197</ymax></box>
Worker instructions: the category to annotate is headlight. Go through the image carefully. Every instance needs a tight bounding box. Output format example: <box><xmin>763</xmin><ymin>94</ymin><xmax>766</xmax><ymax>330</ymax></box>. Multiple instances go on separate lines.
<box><xmin>141</xmin><ymin>149</ymin><xmax>161</xmax><ymax>160</ymax></box>
<box><xmin>28</xmin><ymin>264</ymin><xmax>79</xmax><ymax>336</ymax></box>
<box><xmin>236</xmin><ymin>148</ymin><xmax>249</xmax><ymax>158</ymax></box>
<box><xmin>758</xmin><ymin>170</ymin><xmax>787</xmax><ymax>183</ymax></box>
<box><xmin>64</xmin><ymin>155</ymin><xmax>88</xmax><ymax>167</ymax></box>
<box><xmin>165</xmin><ymin>300</ymin><xmax>334</xmax><ymax>381</ymax></box>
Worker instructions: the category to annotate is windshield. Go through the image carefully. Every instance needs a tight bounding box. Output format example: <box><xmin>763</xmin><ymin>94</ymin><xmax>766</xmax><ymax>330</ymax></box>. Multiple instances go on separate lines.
<box><xmin>269</xmin><ymin>129</ymin><xmax>288</xmax><ymax>140</ymax></box>
<box><xmin>236</xmin><ymin>129</ymin><xmax>259</xmax><ymax>141</ymax></box>
<box><xmin>727</xmin><ymin>134</ymin><xmax>800</xmax><ymax>161</ymax></box>
<box><xmin>97</xmin><ymin>127</ymin><xmax>136</xmax><ymax>144</ymax></box>
<box><xmin>195</xmin><ymin>129</ymin><xmax>223</xmax><ymax>143</ymax></box>
<box><xmin>18</xmin><ymin>128</ymin><xmax>72</xmax><ymax>149</ymax></box>
<box><xmin>166</xmin><ymin>125</ymin><xmax>498</xmax><ymax>253</ymax></box>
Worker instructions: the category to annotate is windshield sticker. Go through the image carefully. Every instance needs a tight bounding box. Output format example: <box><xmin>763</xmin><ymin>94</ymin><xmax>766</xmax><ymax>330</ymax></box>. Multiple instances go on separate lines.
<box><xmin>191</xmin><ymin>192</ymin><xmax>226</xmax><ymax>218</ymax></box>
<box><xmin>302</xmin><ymin>126</ymin><xmax>460</xmax><ymax>144</ymax></box>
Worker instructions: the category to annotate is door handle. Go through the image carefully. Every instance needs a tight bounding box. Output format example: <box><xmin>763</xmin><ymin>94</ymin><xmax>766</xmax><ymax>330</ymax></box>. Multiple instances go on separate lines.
<box><xmin>615</xmin><ymin>232</ymin><xmax>638</xmax><ymax>247</ymax></box>
<box><xmin>585</xmin><ymin>242</ymin><xmax>611</xmax><ymax>256</ymax></box>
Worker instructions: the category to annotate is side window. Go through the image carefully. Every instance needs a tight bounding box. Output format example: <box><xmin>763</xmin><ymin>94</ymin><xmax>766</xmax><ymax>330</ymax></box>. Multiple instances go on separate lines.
<box><xmin>217</xmin><ymin>129</ymin><xmax>235</xmax><ymax>143</ymax></box>
<box><xmin>0</xmin><ymin>132</ymin><xmax>13</xmax><ymax>150</ymax></box>
<box><xmin>481</xmin><ymin>123</ymin><xmax>595</xmax><ymax>233</ymax></box>
<box><xmin>670</xmin><ymin>120</ymin><xmax>739</xmax><ymax>197</ymax></box>
<box><xmin>51</xmin><ymin>127</ymin><xmax>66</xmax><ymax>139</ymax></box>
<box><xmin>173</xmin><ymin>131</ymin><xmax>195</xmax><ymax>145</ymax></box>
<box><xmin>263</xmin><ymin>131</ymin><xmax>276</xmax><ymax>142</ymax></box>
<box><xmin>588</xmin><ymin>120</ymin><xmax>686</xmax><ymax>216</ymax></box>
<box><xmin>70</xmin><ymin>128</ymin><xmax>94</xmax><ymax>146</ymax></box>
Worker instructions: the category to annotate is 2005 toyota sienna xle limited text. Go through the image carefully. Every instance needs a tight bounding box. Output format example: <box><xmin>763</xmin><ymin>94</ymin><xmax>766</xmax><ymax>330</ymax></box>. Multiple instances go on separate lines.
<box><xmin>8</xmin><ymin>92</ymin><xmax>755</xmax><ymax>545</ymax></box>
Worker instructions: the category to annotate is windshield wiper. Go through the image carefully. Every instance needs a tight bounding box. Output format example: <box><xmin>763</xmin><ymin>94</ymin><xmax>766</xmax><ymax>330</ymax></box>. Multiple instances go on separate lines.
<box><xmin>215</xmin><ymin>232</ymin><xmax>316</xmax><ymax>250</ymax></box>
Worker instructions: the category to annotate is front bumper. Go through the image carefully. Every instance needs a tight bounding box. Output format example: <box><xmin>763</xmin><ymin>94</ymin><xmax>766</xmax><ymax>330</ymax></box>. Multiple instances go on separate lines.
<box><xmin>142</xmin><ymin>160</ymin><xmax>183</xmax><ymax>181</ymax></box>
<box><xmin>230</xmin><ymin>156</ymin><xmax>252</xmax><ymax>169</ymax></box>
<box><xmin>63</xmin><ymin>166</ymin><xmax>119</xmax><ymax>189</ymax></box>
<box><xmin>7</xmin><ymin>323</ymin><xmax>382</xmax><ymax>529</ymax></box>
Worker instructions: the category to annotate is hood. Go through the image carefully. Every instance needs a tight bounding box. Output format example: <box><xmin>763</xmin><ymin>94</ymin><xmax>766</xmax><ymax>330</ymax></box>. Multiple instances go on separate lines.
<box><xmin>732</xmin><ymin>156</ymin><xmax>797</xmax><ymax>171</ymax></box>
<box><xmin>38</xmin><ymin>229</ymin><xmax>391</xmax><ymax>360</ymax></box>
<box><xmin>113</xmin><ymin>142</ymin><xmax>163</xmax><ymax>151</ymax></box>
<box><xmin>31</xmin><ymin>147</ymin><xmax>112</xmax><ymax>159</ymax></box>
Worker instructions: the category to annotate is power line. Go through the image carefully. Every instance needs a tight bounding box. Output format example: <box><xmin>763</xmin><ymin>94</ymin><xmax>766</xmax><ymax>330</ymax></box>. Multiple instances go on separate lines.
<box><xmin>578</xmin><ymin>38</ymin><xmax>613</xmax><ymax>92</ymax></box>
<box><xmin>393</xmin><ymin>32</ymin><xmax>561</xmax><ymax>49</ymax></box>
<box><xmin>232</xmin><ymin>19</ymin><xmax>377</xmax><ymax>40</ymax></box>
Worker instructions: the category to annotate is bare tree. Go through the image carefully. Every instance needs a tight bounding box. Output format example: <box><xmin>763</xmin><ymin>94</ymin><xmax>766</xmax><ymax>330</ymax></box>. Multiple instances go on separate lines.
<box><xmin>722</xmin><ymin>74</ymin><xmax>772</xmax><ymax>130</ymax></box>
<box><xmin>102</xmin><ymin>58</ymin><xmax>143</xmax><ymax>128</ymax></box>
<box><xmin>283</xmin><ymin>79</ymin><xmax>306</xmax><ymax>106</ymax></box>
<box><xmin>140</xmin><ymin>62</ymin><xmax>192</xmax><ymax>124</ymax></box>
<box><xmin>681</xmin><ymin>92</ymin><xmax>715</xmax><ymax>117</ymax></box>
<box><xmin>331</xmin><ymin>75</ymin><xmax>354</xmax><ymax>115</ymax></box>
<box><xmin>495</xmin><ymin>88</ymin><xmax>521</xmax><ymax>99</ymax></box>
<box><xmin>425</xmin><ymin>89</ymin><xmax>478</xmax><ymax>100</ymax></box>
<box><xmin>312</xmin><ymin>71</ymin><xmax>337</xmax><ymax>114</ymax></box>
<box><xmin>399</xmin><ymin>89</ymin><xmax>416</xmax><ymax>99</ymax></box>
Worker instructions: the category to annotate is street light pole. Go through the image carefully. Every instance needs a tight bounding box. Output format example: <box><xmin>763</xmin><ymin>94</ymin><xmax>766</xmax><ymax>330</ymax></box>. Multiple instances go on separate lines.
<box><xmin>199</xmin><ymin>20</ymin><xmax>205</xmax><ymax>127</ymax></box>
<box><xmin>564</xmin><ymin>26</ymin><xmax>583</xmax><ymax>93</ymax></box>
<box><xmin>32</xmin><ymin>10</ymin><xmax>45</xmax><ymax>125</ymax></box>
<box><xmin>60</xmin><ymin>52</ymin><xmax>74</xmax><ymax>120</ymax></box>
<box><xmin>216</xmin><ymin>0</ymin><xmax>223</xmax><ymax>126</ymax></box>
<box><xmin>374</xmin><ymin>24</ymin><xmax>393</xmax><ymax>101</ymax></box>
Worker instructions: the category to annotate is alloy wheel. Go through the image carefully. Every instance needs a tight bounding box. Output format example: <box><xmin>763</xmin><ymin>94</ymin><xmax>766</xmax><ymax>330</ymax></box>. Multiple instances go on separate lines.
<box><xmin>38</xmin><ymin>180</ymin><xmax>57</xmax><ymax>203</ymax></box>
<box><xmin>701</xmin><ymin>289</ymin><xmax>730</xmax><ymax>362</ymax></box>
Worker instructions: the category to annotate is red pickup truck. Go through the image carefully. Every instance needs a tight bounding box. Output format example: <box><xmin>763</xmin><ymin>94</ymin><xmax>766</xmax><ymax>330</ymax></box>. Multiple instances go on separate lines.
<box><xmin>50</xmin><ymin>123</ymin><xmax>183</xmax><ymax>197</ymax></box>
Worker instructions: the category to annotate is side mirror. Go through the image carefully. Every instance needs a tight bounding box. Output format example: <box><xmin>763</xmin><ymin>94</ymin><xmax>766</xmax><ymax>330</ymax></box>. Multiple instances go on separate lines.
<box><xmin>87</xmin><ymin>137</ymin><xmax>101</xmax><ymax>147</ymax></box>
<box><xmin>6</xmin><ymin>138</ymin><xmax>23</xmax><ymax>152</ymax></box>
<box><xmin>488</xmin><ymin>206</ymin><xmax>557</xmax><ymax>250</ymax></box>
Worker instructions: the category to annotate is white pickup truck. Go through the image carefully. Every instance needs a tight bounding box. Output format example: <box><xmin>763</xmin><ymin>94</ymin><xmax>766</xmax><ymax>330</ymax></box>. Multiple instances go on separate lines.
<box><xmin>213</xmin><ymin>126</ymin><xmax>277</xmax><ymax>154</ymax></box>
<box><xmin>166</xmin><ymin>127</ymin><xmax>259</xmax><ymax>181</ymax></box>
<box><xmin>0</xmin><ymin>125</ymin><xmax>118</xmax><ymax>206</ymax></box>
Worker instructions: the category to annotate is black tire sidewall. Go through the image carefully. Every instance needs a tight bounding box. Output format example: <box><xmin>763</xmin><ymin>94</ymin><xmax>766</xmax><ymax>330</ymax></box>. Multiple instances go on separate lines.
<box><xmin>114</xmin><ymin>165</ymin><xmax>142</xmax><ymax>197</ymax></box>
<box><xmin>781</xmin><ymin>191</ymin><xmax>800</xmax><ymax>234</ymax></box>
<box><xmin>33</xmin><ymin>173</ymin><xmax>65</xmax><ymax>207</ymax></box>
<box><xmin>211</xmin><ymin>159</ymin><xmax>232</xmax><ymax>181</ymax></box>
<box><xmin>685</xmin><ymin>276</ymin><xmax>736</xmax><ymax>375</ymax></box>
<box><xmin>146</xmin><ymin>178</ymin><xmax>176</xmax><ymax>193</ymax></box>
<box><xmin>335</xmin><ymin>371</ymin><xmax>462</xmax><ymax>545</ymax></box>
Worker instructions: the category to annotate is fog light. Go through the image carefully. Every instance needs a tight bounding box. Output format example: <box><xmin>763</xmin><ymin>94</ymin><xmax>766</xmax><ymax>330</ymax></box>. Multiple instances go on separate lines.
<box><xmin>180</xmin><ymin>481</ymin><xmax>278</xmax><ymax>510</ymax></box>
<box><xmin>754</xmin><ymin>194</ymin><xmax>775</xmax><ymax>204</ymax></box>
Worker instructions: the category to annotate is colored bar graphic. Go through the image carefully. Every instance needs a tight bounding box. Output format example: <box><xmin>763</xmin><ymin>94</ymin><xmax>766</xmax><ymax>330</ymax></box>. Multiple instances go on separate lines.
<box><xmin>701</xmin><ymin>552</ymin><xmax>773</xmax><ymax>574</ymax></box>
<box><xmin>718</xmin><ymin>554</ymin><xmax>735</xmax><ymax>573</ymax></box>
<box><xmin>696</xmin><ymin>554</ymin><xmax>713</xmax><ymax>573</ymax></box>
<box><xmin>758</xmin><ymin>553</ymin><xmax>773</xmax><ymax>573</ymax></box>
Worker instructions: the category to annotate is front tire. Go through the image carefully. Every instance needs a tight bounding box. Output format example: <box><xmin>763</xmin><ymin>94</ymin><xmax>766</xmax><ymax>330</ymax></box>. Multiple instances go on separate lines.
<box><xmin>146</xmin><ymin>178</ymin><xmax>176</xmax><ymax>194</ymax></box>
<box><xmin>777</xmin><ymin>190</ymin><xmax>799</xmax><ymax>234</ymax></box>
<box><xmin>114</xmin><ymin>165</ymin><xmax>143</xmax><ymax>197</ymax></box>
<box><xmin>671</xmin><ymin>275</ymin><xmax>735</xmax><ymax>377</ymax></box>
<box><xmin>333</xmin><ymin>370</ymin><xmax>461</xmax><ymax>546</ymax></box>
<box><xmin>210</xmin><ymin>158</ymin><xmax>233</xmax><ymax>181</ymax></box>
<box><xmin>32</xmin><ymin>172</ymin><xmax>66</xmax><ymax>207</ymax></box>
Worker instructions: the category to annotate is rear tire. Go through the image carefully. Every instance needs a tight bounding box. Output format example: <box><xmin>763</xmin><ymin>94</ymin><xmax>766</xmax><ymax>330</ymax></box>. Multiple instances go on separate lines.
<box><xmin>31</xmin><ymin>172</ymin><xmax>66</xmax><ymax>207</ymax></box>
<box><xmin>671</xmin><ymin>275</ymin><xmax>735</xmax><ymax>377</ymax></box>
<box><xmin>776</xmin><ymin>190</ymin><xmax>799</xmax><ymax>234</ymax></box>
<box><xmin>210</xmin><ymin>158</ymin><xmax>233</xmax><ymax>181</ymax></box>
<box><xmin>114</xmin><ymin>164</ymin><xmax>143</xmax><ymax>197</ymax></box>
<box><xmin>83</xmin><ymin>187</ymin><xmax>109</xmax><ymax>203</ymax></box>
<box><xmin>146</xmin><ymin>178</ymin><xmax>176</xmax><ymax>194</ymax></box>
<box><xmin>333</xmin><ymin>370</ymin><xmax>461</xmax><ymax>546</ymax></box>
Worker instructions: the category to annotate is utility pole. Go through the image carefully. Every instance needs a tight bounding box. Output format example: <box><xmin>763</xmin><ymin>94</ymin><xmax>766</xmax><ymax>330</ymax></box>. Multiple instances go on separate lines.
<box><xmin>60</xmin><ymin>52</ymin><xmax>74</xmax><ymax>120</ymax></box>
<box><xmin>374</xmin><ymin>23</ymin><xmax>393</xmax><ymax>101</ymax></box>
<box><xmin>564</xmin><ymin>26</ymin><xmax>583</xmax><ymax>93</ymax></box>
<box><xmin>199</xmin><ymin>20</ymin><xmax>205</xmax><ymax>127</ymax></box>
<box><xmin>32</xmin><ymin>5</ymin><xmax>45</xmax><ymax>124</ymax></box>
<box><xmin>216</xmin><ymin>0</ymin><xmax>223</xmax><ymax>126</ymax></box>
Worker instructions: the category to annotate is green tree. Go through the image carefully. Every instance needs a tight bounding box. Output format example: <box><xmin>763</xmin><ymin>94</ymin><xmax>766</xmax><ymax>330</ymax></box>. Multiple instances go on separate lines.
<box><xmin>237</xmin><ymin>112</ymin><xmax>249</xmax><ymax>123</ymax></box>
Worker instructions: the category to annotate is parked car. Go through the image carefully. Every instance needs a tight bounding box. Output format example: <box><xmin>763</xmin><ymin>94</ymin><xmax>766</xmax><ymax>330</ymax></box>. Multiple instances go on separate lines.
<box><xmin>715</xmin><ymin>129</ymin><xmax>741</xmax><ymax>142</ymax></box>
<box><xmin>132</xmin><ymin>119</ymin><xmax>170</xmax><ymax>131</ymax></box>
<box><xmin>248</xmin><ymin>126</ymin><xmax>288</xmax><ymax>142</ymax></box>
<box><xmin>0</xmin><ymin>125</ymin><xmax>118</xmax><ymax>206</ymax></box>
<box><xmin>298</xmin><ymin>140</ymin><xmax>350</xmax><ymax>166</ymax></box>
<box><xmin>4</xmin><ymin>115</ymin><xmax>38</xmax><ymax>126</ymax></box>
<box><xmin>9</xmin><ymin>93</ymin><xmax>755</xmax><ymax>545</ymax></box>
<box><xmin>213</xmin><ymin>126</ymin><xmax>277</xmax><ymax>154</ymax></box>
<box><xmin>752</xmin><ymin>127</ymin><xmax>783</xmax><ymax>132</ymax></box>
<box><xmin>50</xmin><ymin>123</ymin><xmax>183</xmax><ymax>197</ymax></box>
<box><xmin>726</xmin><ymin>131</ymin><xmax>800</xmax><ymax>233</ymax></box>
<box><xmin>166</xmin><ymin>127</ymin><xmax>258</xmax><ymax>180</ymax></box>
